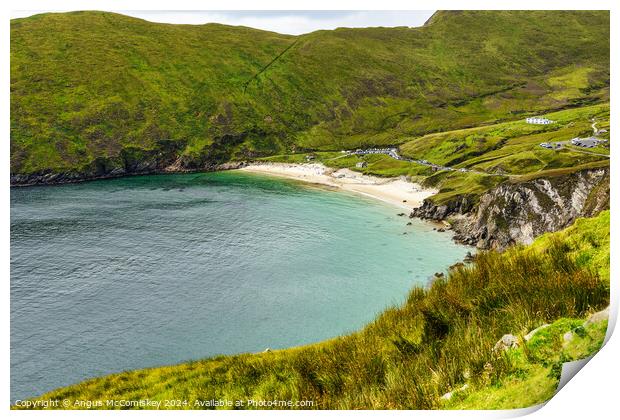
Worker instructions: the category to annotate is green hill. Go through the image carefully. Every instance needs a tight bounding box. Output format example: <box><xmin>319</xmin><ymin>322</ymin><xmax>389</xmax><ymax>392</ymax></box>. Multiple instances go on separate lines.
<box><xmin>10</xmin><ymin>10</ymin><xmax>609</xmax><ymax>177</ymax></box>
<box><xmin>260</xmin><ymin>103</ymin><xmax>610</xmax><ymax>207</ymax></box>
<box><xmin>14</xmin><ymin>211</ymin><xmax>609</xmax><ymax>409</ymax></box>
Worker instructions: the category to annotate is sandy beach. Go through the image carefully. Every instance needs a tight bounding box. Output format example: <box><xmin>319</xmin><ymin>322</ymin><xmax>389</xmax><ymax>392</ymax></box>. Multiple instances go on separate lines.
<box><xmin>237</xmin><ymin>162</ymin><xmax>437</xmax><ymax>210</ymax></box>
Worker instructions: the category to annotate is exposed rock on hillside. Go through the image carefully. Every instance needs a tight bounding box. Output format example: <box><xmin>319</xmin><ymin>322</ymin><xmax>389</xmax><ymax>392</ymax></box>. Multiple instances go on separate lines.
<box><xmin>412</xmin><ymin>167</ymin><xmax>610</xmax><ymax>250</ymax></box>
<box><xmin>584</xmin><ymin>306</ymin><xmax>610</xmax><ymax>326</ymax></box>
<box><xmin>493</xmin><ymin>334</ymin><xmax>519</xmax><ymax>352</ymax></box>
<box><xmin>9</xmin><ymin>158</ymin><xmax>247</xmax><ymax>186</ymax></box>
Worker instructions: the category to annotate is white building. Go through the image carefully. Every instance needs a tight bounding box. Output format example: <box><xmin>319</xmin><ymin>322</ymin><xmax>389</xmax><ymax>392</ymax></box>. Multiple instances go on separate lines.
<box><xmin>526</xmin><ymin>117</ymin><xmax>555</xmax><ymax>125</ymax></box>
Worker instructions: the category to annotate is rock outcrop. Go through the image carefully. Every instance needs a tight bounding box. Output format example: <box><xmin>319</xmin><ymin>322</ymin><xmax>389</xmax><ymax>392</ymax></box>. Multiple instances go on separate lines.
<box><xmin>10</xmin><ymin>133</ymin><xmax>255</xmax><ymax>187</ymax></box>
<box><xmin>411</xmin><ymin>194</ymin><xmax>475</xmax><ymax>220</ymax></box>
<box><xmin>524</xmin><ymin>324</ymin><xmax>551</xmax><ymax>342</ymax></box>
<box><xmin>10</xmin><ymin>157</ymin><xmax>248</xmax><ymax>187</ymax></box>
<box><xmin>412</xmin><ymin>167</ymin><xmax>609</xmax><ymax>250</ymax></box>
<box><xmin>584</xmin><ymin>306</ymin><xmax>610</xmax><ymax>326</ymax></box>
<box><xmin>493</xmin><ymin>334</ymin><xmax>519</xmax><ymax>352</ymax></box>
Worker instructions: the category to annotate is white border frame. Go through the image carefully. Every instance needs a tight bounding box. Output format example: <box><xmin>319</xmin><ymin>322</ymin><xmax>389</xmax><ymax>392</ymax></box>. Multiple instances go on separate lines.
<box><xmin>2</xmin><ymin>1</ymin><xmax>616</xmax><ymax>418</ymax></box>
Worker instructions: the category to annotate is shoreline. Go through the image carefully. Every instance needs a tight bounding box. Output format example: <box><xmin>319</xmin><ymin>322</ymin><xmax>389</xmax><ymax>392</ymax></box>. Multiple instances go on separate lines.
<box><xmin>9</xmin><ymin>162</ymin><xmax>248</xmax><ymax>188</ymax></box>
<box><xmin>10</xmin><ymin>161</ymin><xmax>437</xmax><ymax>213</ymax></box>
<box><xmin>237</xmin><ymin>162</ymin><xmax>437</xmax><ymax>211</ymax></box>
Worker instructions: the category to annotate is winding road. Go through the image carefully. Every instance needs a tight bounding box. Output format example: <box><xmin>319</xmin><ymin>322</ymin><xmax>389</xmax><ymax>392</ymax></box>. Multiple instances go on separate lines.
<box><xmin>347</xmin><ymin>148</ymin><xmax>492</xmax><ymax>176</ymax></box>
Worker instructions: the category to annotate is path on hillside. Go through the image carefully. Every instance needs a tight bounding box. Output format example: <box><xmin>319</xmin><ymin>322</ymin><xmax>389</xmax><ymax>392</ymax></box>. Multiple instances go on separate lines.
<box><xmin>346</xmin><ymin>146</ymin><xmax>610</xmax><ymax>179</ymax></box>
<box><xmin>347</xmin><ymin>149</ymin><xmax>497</xmax><ymax>176</ymax></box>
<box><xmin>243</xmin><ymin>40</ymin><xmax>299</xmax><ymax>93</ymax></box>
<box><xmin>562</xmin><ymin>146</ymin><xmax>610</xmax><ymax>158</ymax></box>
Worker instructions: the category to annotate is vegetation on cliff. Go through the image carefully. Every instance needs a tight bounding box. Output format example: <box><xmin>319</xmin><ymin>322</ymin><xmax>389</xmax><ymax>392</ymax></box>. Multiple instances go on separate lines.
<box><xmin>17</xmin><ymin>211</ymin><xmax>609</xmax><ymax>409</ymax></box>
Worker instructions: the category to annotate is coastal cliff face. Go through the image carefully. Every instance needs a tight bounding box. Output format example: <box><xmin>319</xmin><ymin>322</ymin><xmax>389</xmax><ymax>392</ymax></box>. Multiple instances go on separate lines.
<box><xmin>10</xmin><ymin>134</ymin><xmax>254</xmax><ymax>186</ymax></box>
<box><xmin>9</xmin><ymin>151</ymin><xmax>247</xmax><ymax>186</ymax></box>
<box><xmin>412</xmin><ymin>167</ymin><xmax>610</xmax><ymax>250</ymax></box>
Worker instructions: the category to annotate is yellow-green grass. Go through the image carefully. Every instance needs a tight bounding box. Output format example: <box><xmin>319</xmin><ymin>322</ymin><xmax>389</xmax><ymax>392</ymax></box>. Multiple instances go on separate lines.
<box><xmin>258</xmin><ymin>152</ymin><xmax>431</xmax><ymax>179</ymax></box>
<box><xmin>14</xmin><ymin>211</ymin><xmax>609</xmax><ymax>410</ymax></box>
<box><xmin>257</xmin><ymin>151</ymin><xmax>344</xmax><ymax>164</ymax></box>
<box><xmin>394</xmin><ymin>103</ymin><xmax>610</xmax><ymax>204</ymax></box>
<box><xmin>512</xmin><ymin>159</ymin><xmax>609</xmax><ymax>183</ymax></box>
<box><xmin>423</xmin><ymin>171</ymin><xmax>507</xmax><ymax>205</ymax></box>
<box><xmin>443</xmin><ymin>316</ymin><xmax>608</xmax><ymax>409</ymax></box>
<box><xmin>532</xmin><ymin>210</ymin><xmax>610</xmax><ymax>282</ymax></box>
<box><xmin>253</xmin><ymin>102</ymin><xmax>610</xmax><ymax>209</ymax></box>
<box><xmin>399</xmin><ymin>103</ymin><xmax>610</xmax><ymax>176</ymax></box>
<box><xmin>254</xmin><ymin>102</ymin><xmax>610</xmax><ymax>207</ymax></box>
<box><xmin>546</xmin><ymin>66</ymin><xmax>596</xmax><ymax>101</ymax></box>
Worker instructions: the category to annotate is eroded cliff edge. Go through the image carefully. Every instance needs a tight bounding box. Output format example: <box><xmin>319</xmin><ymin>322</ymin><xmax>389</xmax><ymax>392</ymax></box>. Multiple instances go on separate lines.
<box><xmin>9</xmin><ymin>143</ymin><xmax>248</xmax><ymax>186</ymax></box>
<box><xmin>411</xmin><ymin>167</ymin><xmax>610</xmax><ymax>250</ymax></box>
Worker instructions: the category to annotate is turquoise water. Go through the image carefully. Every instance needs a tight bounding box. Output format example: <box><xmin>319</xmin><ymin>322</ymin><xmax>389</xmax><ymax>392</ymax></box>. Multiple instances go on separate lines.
<box><xmin>10</xmin><ymin>171</ymin><xmax>469</xmax><ymax>402</ymax></box>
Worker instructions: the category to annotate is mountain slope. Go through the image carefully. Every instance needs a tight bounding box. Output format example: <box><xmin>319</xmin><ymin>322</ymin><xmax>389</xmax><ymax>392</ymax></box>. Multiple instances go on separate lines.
<box><xmin>10</xmin><ymin>11</ymin><xmax>609</xmax><ymax>179</ymax></box>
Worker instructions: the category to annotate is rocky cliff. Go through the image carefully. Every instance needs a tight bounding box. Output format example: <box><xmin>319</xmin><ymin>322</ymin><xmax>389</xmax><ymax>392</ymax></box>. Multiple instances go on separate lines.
<box><xmin>412</xmin><ymin>167</ymin><xmax>610</xmax><ymax>250</ymax></box>
<box><xmin>9</xmin><ymin>149</ymin><xmax>247</xmax><ymax>187</ymax></box>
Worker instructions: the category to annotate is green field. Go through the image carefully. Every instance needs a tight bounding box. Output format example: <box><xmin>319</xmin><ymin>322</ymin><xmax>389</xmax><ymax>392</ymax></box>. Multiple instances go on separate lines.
<box><xmin>15</xmin><ymin>211</ymin><xmax>609</xmax><ymax>409</ymax></box>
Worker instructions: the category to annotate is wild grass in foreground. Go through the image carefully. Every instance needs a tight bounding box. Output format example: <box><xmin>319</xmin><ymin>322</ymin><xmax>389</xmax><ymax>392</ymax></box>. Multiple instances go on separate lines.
<box><xmin>16</xmin><ymin>211</ymin><xmax>609</xmax><ymax>409</ymax></box>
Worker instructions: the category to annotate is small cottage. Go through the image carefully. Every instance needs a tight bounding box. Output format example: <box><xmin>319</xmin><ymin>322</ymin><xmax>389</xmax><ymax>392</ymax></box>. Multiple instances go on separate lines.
<box><xmin>526</xmin><ymin>117</ymin><xmax>554</xmax><ymax>125</ymax></box>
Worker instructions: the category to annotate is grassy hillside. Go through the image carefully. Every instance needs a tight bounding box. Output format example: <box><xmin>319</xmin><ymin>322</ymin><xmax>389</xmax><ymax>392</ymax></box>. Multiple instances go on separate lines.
<box><xmin>442</xmin><ymin>315</ymin><xmax>608</xmax><ymax>409</ymax></box>
<box><xmin>11</xmin><ymin>11</ymin><xmax>609</xmax><ymax>176</ymax></box>
<box><xmin>259</xmin><ymin>102</ymin><xmax>610</xmax><ymax>206</ymax></box>
<box><xmin>17</xmin><ymin>211</ymin><xmax>609</xmax><ymax>409</ymax></box>
<box><xmin>399</xmin><ymin>103</ymin><xmax>610</xmax><ymax>174</ymax></box>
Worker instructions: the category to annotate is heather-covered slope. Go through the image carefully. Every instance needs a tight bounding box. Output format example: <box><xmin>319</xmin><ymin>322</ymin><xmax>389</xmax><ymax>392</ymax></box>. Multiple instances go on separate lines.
<box><xmin>10</xmin><ymin>11</ymin><xmax>609</xmax><ymax>179</ymax></box>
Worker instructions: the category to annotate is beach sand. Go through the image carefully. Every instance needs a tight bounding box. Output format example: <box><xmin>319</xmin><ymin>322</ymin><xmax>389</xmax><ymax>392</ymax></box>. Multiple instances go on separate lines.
<box><xmin>237</xmin><ymin>163</ymin><xmax>437</xmax><ymax>210</ymax></box>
